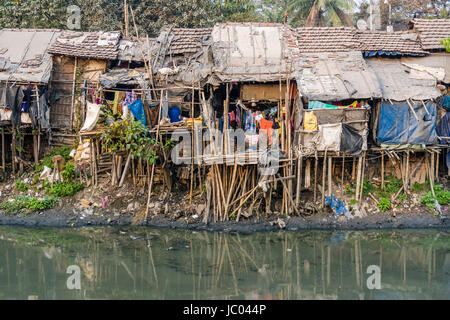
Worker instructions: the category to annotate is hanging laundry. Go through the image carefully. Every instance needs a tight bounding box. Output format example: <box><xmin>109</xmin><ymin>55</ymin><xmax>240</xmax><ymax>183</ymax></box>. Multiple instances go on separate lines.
<box><xmin>260</xmin><ymin>118</ymin><xmax>274</xmax><ymax>145</ymax></box>
<box><xmin>113</xmin><ymin>91</ymin><xmax>125</xmax><ymax>114</ymax></box>
<box><xmin>304</xmin><ymin>111</ymin><xmax>318</xmax><ymax>131</ymax></box>
<box><xmin>129</xmin><ymin>99</ymin><xmax>146</xmax><ymax>126</ymax></box>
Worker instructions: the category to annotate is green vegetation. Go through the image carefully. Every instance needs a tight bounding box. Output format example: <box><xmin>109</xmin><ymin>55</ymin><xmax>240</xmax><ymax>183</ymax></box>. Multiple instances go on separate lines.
<box><xmin>0</xmin><ymin>196</ymin><xmax>58</xmax><ymax>215</ymax></box>
<box><xmin>35</xmin><ymin>146</ymin><xmax>73</xmax><ymax>173</ymax></box>
<box><xmin>441</xmin><ymin>37</ymin><xmax>450</xmax><ymax>53</ymax></box>
<box><xmin>378</xmin><ymin>198</ymin><xmax>391</xmax><ymax>212</ymax></box>
<box><xmin>420</xmin><ymin>185</ymin><xmax>450</xmax><ymax>214</ymax></box>
<box><xmin>46</xmin><ymin>181</ymin><xmax>84</xmax><ymax>198</ymax></box>
<box><xmin>362</xmin><ymin>178</ymin><xmax>376</xmax><ymax>196</ymax></box>
<box><xmin>101</xmin><ymin>116</ymin><xmax>159</xmax><ymax>163</ymax></box>
<box><xmin>1</xmin><ymin>146</ymin><xmax>85</xmax><ymax>214</ymax></box>
<box><xmin>15</xmin><ymin>180</ymin><xmax>31</xmax><ymax>193</ymax></box>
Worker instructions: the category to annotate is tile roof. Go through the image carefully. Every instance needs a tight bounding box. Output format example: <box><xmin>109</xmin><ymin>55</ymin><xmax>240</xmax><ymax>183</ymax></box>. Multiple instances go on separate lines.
<box><xmin>357</xmin><ymin>31</ymin><xmax>428</xmax><ymax>56</ymax></box>
<box><xmin>295</xmin><ymin>27</ymin><xmax>360</xmax><ymax>53</ymax></box>
<box><xmin>409</xmin><ymin>19</ymin><xmax>450</xmax><ymax>50</ymax></box>
<box><xmin>168</xmin><ymin>28</ymin><xmax>212</xmax><ymax>55</ymax></box>
<box><xmin>48</xmin><ymin>31</ymin><xmax>121</xmax><ymax>60</ymax></box>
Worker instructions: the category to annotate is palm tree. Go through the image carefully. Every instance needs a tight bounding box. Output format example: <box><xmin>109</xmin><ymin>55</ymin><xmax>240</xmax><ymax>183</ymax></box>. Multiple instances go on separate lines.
<box><xmin>305</xmin><ymin>0</ymin><xmax>356</xmax><ymax>27</ymax></box>
<box><xmin>259</xmin><ymin>0</ymin><xmax>316</xmax><ymax>27</ymax></box>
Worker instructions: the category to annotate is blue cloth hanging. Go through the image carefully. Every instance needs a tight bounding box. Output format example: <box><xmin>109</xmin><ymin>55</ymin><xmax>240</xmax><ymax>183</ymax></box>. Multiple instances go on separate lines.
<box><xmin>129</xmin><ymin>99</ymin><xmax>146</xmax><ymax>126</ymax></box>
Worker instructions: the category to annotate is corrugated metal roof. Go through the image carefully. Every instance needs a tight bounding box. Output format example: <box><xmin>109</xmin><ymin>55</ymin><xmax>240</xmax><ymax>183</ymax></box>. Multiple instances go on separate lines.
<box><xmin>409</xmin><ymin>19</ymin><xmax>450</xmax><ymax>50</ymax></box>
<box><xmin>48</xmin><ymin>31</ymin><xmax>120</xmax><ymax>60</ymax></box>
<box><xmin>210</xmin><ymin>23</ymin><xmax>296</xmax><ymax>82</ymax></box>
<box><xmin>366</xmin><ymin>58</ymin><xmax>442</xmax><ymax>101</ymax></box>
<box><xmin>0</xmin><ymin>29</ymin><xmax>61</xmax><ymax>83</ymax></box>
<box><xmin>294</xmin><ymin>51</ymin><xmax>382</xmax><ymax>101</ymax></box>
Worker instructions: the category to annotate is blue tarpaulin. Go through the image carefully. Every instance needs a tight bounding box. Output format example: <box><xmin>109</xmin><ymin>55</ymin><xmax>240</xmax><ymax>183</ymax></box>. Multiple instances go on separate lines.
<box><xmin>377</xmin><ymin>101</ymin><xmax>438</xmax><ymax>145</ymax></box>
<box><xmin>129</xmin><ymin>99</ymin><xmax>147</xmax><ymax>126</ymax></box>
<box><xmin>437</xmin><ymin>112</ymin><xmax>450</xmax><ymax>170</ymax></box>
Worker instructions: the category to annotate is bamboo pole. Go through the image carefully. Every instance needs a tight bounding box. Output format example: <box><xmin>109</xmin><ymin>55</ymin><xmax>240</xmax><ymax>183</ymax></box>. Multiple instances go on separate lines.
<box><xmin>359</xmin><ymin>152</ymin><xmax>366</xmax><ymax>204</ymax></box>
<box><xmin>328</xmin><ymin>157</ymin><xmax>332</xmax><ymax>197</ymax></box>
<box><xmin>70</xmin><ymin>57</ymin><xmax>78</xmax><ymax>132</ymax></box>
<box><xmin>321</xmin><ymin>150</ymin><xmax>327</xmax><ymax>206</ymax></box>
<box><xmin>381</xmin><ymin>151</ymin><xmax>385</xmax><ymax>190</ymax></box>
<box><xmin>1</xmin><ymin>129</ymin><xmax>5</xmax><ymax>171</ymax></box>
<box><xmin>296</xmin><ymin>156</ymin><xmax>303</xmax><ymax>207</ymax></box>
<box><xmin>355</xmin><ymin>156</ymin><xmax>362</xmax><ymax>203</ymax></box>
<box><xmin>435</xmin><ymin>151</ymin><xmax>439</xmax><ymax>183</ymax></box>
<box><xmin>145</xmin><ymin>89</ymin><xmax>164</xmax><ymax>219</ymax></box>
<box><xmin>314</xmin><ymin>154</ymin><xmax>318</xmax><ymax>202</ymax></box>
<box><xmin>341</xmin><ymin>154</ymin><xmax>345</xmax><ymax>190</ymax></box>
<box><xmin>119</xmin><ymin>152</ymin><xmax>132</xmax><ymax>188</ymax></box>
<box><xmin>189</xmin><ymin>86</ymin><xmax>195</xmax><ymax>205</ymax></box>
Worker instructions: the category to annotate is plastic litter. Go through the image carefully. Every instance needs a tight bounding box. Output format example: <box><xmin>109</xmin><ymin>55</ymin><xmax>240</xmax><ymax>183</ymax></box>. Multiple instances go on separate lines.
<box><xmin>325</xmin><ymin>194</ymin><xmax>352</xmax><ymax>218</ymax></box>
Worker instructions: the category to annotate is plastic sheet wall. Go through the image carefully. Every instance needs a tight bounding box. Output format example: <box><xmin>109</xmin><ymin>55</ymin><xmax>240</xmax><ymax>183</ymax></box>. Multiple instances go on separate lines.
<box><xmin>377</xmin><ymin>101</ymin><xmax>438</xmax><ymax>145</ymax></box>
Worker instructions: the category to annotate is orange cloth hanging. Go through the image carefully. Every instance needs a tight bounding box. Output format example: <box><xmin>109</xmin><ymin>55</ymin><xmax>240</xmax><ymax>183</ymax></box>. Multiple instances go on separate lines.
<box><xmin>260</xmin><ymin>118</ymin><xmax>274</xmax><ymax>145</ymax></box>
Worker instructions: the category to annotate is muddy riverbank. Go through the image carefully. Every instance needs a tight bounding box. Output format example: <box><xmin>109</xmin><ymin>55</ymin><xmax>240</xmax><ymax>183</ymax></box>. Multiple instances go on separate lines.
<box><xmin>0</xmin><ymin>205</ymin><xmax>448</xmax><ymax>233</ymax></box>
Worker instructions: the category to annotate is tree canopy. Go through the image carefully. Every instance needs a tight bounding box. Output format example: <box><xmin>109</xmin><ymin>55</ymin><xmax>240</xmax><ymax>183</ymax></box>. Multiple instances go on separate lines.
<box><xmin>0</xmin><ymin>0</ymin><xmax>448</xmax><ymax>35</ymax></box>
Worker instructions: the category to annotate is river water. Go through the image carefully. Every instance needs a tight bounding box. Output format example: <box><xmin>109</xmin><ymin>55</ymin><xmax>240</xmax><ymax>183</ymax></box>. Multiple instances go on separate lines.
<box><xmin>0</xmin><ymin>227</ymin><xmax>448</xmax><ymax>300</ymax></box>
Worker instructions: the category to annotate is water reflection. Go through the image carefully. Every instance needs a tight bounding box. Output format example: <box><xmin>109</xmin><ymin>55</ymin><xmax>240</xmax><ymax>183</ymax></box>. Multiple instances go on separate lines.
<box><xmin>0</xmin><ymin>227</ymin><xmax>448</xmax><ymax>300</ymax></box>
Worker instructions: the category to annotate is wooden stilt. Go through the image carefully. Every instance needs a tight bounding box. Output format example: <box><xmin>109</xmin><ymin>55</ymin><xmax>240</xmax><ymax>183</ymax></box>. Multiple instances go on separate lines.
<box><xmin>1</xmin><ymin>129</ymin><xmax>5</xmax><ymax>171</ymax></box>
<box><xmin>33</xmin><ymin>132</ymin><xmax>38</xmax><ymax>166</ymax></box>
<box><xmin>296</xmin><ymin>156</ymin><xmax>303</xmax><ymax>207</ymax></box>
<box><xmin>406</xmin><ymin>150</ymin><xmax>410</xmax><ymax>193</ymax></box>
<box><xmin>322</xmin><ymin>150</ymin><xmax>327</xmax><ymax>206</ymax></box>
<box><xmin>11</xmin><ymin>129</ymin><xmax>16</xmax><ymax>175</ymax></box>
<box><xmin>119</xmin><ymin>152</ymin><xmax>132</xmax><ymax>188</ymax></box>
<box><xmin>328</xmin><ymin>156</ymin><xmax>332</xmax><ymax>198</ymax></box>
<box><xmin>305</xmin><ymin>158</ymin><xmax>311</xmax><ymax>189</ymax></box>
<box><xmin>314</xmin><ymin>154</ymin><xmax>318</xmax><ymax>202</ymax></box>
<box><xmin>355</xmin><ymin>156</ymin><xmax>362</xmax><ymax>203</ymax></box>
<box><xmin>381</xmin><ymin>151</ymin><xmax>385</xmax><ymax>191</ymax></box>
<box><xmin>352</xmin><ymin>157</ymin><xmax>356</xmax><ymax>182</ymax></box>
<box><xmin>435</xmin><ymin>151</ymin><xmax>439</xmax><ymax>183</ymax></box>
<box><xmin>341</xmin><ymin>155</ymin><xmax>345</xmax><ymax>190</ymax></box>
<box><xmin>359</xmin><ymin>152</ymin><xmax>366</xmax><ymax>204</ymax></box>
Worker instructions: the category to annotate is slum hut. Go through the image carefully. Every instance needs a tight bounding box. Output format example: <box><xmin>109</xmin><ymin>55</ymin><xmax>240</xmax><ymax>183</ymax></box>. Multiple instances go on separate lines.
<box><xmin>186</xmin><ymin>22</ymin><xmax>304</xmax><ymax>222</ymax></box>
<box><xmin>47</xmin><ymin>31</ymin><xmax>121</xmax><ymax>146</ymax></box>
<box><xmin>142</xmin><ymin>27</ymin><xmax>214</xmax><ymax>202</ymax></box>
<box><xmin>293</xmin><ymin>27</ymin><xmax>383</xmax><ymax>207</ymax></box>
<box><xmin>407</xmin><ymin>19</ymin><xmax>450</xmax><ymax>176</ymax></box>
<box><xmin>360</xmin><ymin>28</ymin><xmax>444</xmax><ymax>193</ymax></box>
<box><xmin>0</xmin><ymin>28</ymin><xmax>61</xmax><ymax>174</ymax></box>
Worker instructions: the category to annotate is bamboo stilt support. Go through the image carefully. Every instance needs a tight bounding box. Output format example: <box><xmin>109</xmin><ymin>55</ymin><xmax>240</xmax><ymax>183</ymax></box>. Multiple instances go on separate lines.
<box><xmin>355</xmin><ymin>156</ymin><xmax>362</xmax><ymax>203</ymax></box>
<box><xmin>381</xmin><ymin>151</ymin><xmax>385</xmax><ymax>191</ymax></box>
<box><xmin>328</xmin><ymin>157</ymin><xmax>332</xmax><ymax>198</ymax></box>
<box><xmin>321</xmin><ymin>150</ymin><xmax>327</xmax><ymax>206</ymax></box>
<box><xmin>296</xmin><ymin>156</ymin><xmax>303</xmax><ymax>207</ymax></box>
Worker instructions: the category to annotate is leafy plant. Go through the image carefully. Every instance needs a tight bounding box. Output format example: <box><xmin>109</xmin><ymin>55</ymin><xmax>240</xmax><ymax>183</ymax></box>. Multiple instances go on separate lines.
<box><xmin>0</xmin><ymin>195</ymin><xmax>58</xmax><ymax>215</ymax></box>
<box><xmin>420</xmin><ymin>185</ymin><xmax>450</xmax><ymax>214</ymax></box>
<box><xmin>15</xmin><ymin>180</ymin><xmax>31</xmax><ymax>193</ymax></box>
<box><xmin>362</xmin><ymin>179</ymin><xmax>376</xmax><ymax>196</ymax></box>
<box><xmin>46</xmin><ymin>181</ymin><xmax>84</xmax><ymax>198</ymax></box>
<box><xmin>61</xmin><ymin>162</ymin><xmax>76</xmax><ymax>181</ymax></box>
<box><xmin>378</xmin><ymin>198</ymin><xmax>391</xmax><ymax>212</ymax></box>
<box><xmin>411</xmin><ymin>182</ymin><xmax>427</xmax><ymax>193</ymax></box>
<box><xmin>345</xmin><ymin>185</ymin><xmax>355</xmax><ymax>195</ymax></box>
<box><xmin>441</xmin><ymin>37</ymin><xmax>450</xmax><ymax>53</ymax></box>
<box><xmin>35</xmin><ymin>146</ymin><xmax>73</xmax><ymax>173</ymax></box>
<box><xmin>101</xmin><ymin>112</ymin><xmax>159</xmax><ymax>163</ymax></box>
